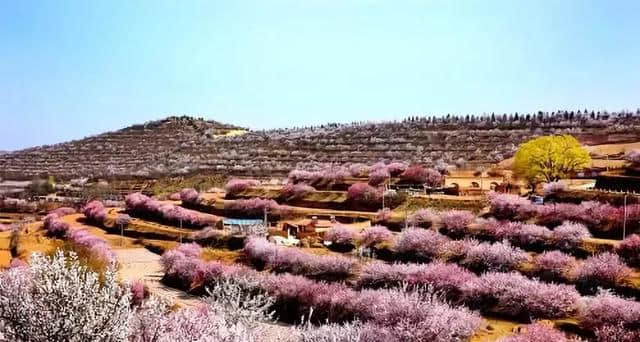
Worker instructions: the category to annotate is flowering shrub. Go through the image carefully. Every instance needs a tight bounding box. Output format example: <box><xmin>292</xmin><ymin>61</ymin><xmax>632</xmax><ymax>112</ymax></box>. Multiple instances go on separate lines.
<box><xmin>224</xmin><ymin>178</ymin><xmax>259</xmax><ymax>195</ymax></box>
<box><xmin>176</xmin><ymin>242</ymin><xmax>203</xmax><ymax>258</ymax></box>
<box><xmin>386</xmin><ymin>162</ymin><xmax>408</xmax><ymax>176</ymax></box>
<box><xmin>542</xmin><ymin>181</ymin><xmax>566</xmax><ymax>196</ymax></box>
<box><xmin>357</xmin><ymin>262</ymin><xmax>476</xmax><ymax>301</ymax></box>
<box><xmin>357</xmin><ymin>262</ymin><xmax>408</xmax><ymax>289</ymax></box>
<box><xmin>393</xmin><ymin>228</ymin><xmax>449</xmax><ymax>260</ymax></box>
<box><xmin>288</xmin><ymin>166</ymin><xmax>350</xmax><ymax>188</ymax></box>
<box><xmin>578</xmin><ymin>290</ymin><xmax>640</xmax><ymax>330</ymax></box>
<box><xmin>531</xmin><ymin>251</ymin><xmax>576</xmax><ymax>282</ymax></box>
<box><xmin>462</xmin><ymin>241</ymin><xmax>530</xmax><ymax>273</ymax></box>
<box><xmin>43</xmin><ymin>213</ymin><xmax>70</xmax><ymax>237</ymax></box>
<box><xmin>66</xmin><ymin>228</ymin><xmax>117</xmax><ymax>265</ymax></box>
<box><xmin>179</xmin><ymin>188</ymin><xmax>199</xmax><ymax>204</ymax></box>
<box><xmin>192</xmin><ymin>226</ymin><xmax>230</xmax><ymax>243</ymax></box>
<box><xmin>168</xmin><ymin>192</ymin><xmax>182</xmax><ymax>201</ymax></box>
<box><xmin>485</xmin><ymin>196</ymin><xmax>640</xmax><ymax>236</ymax></box>
<box><xmin>224</xmin><ymin>198</ymin><xmax>284</xmax><ymax>217</ymax></box>
<box><xmin>407</xmin><ymin>209</ymin><xmax>436</xmax><ymax>228</ymax></box>
<box><xmin>400</xmin><ymin>165</ymin><xmax>442</xmax><ymax>186</ymax></box>
<box><xmin>348</xmin><ymin>163</ymin><xmax>369</xmax><ymax>177</ymax></box>
<box><xmin>616</xmin><ymin>234</ymin><xmax>640</xmax><ymax>267</ymax></box>
<box><xmin>129</xmin><ymin>280</ymin><xmax>148</xmax><ymax>306</ymax></box>
<box><xmin>160</xmin><ymin>244</ymin><xmax>207</xmax><ymax>288</ymax></box>
<box><xmin>534</xmin><ymin>201</ymin><xmax>622</xmax><ymax>230</ymax></box>
<box><xmin>439</xmin><ymin>210</ymin><xmax>474</xmax><ymax>235</ymax></box>
<box><xmin>439</xmin><ymin>239</ymin><xmax>480</xmax><ymax>262</ymax></box>
<box><xmin>551</xmin><ymin>221</ymin><xmax>590</xmax><ymax>251</ymax></box>
<box><xmin>83</xmin><ymin>200</ymin><xmax>106</xmax><ymax>224</ymax></box>
<box><xmin>125</xmin><ymin>193</ymin><xmax>219</xmax><ymax>227</ymax></box>
<box><xmin>347</xmin><ymin>183</ymin><xmax>381</xmax><ymax>206</ymax></box>
<box><xmin>0</xmin><ymin>251</ymin><xmax>131</xmax><ymax>341</ymax></box>
<box><xmin>244</xmin><ymin>237</ymin><xmax>357</xmax><ymax>280</ymax></box>
<box><xmin>500</xmin><ymin>323</ymin><xmax>570</xmax><ymax>342</ymax></box>
<box><xmin>594</xmin><ymin>324</ymin><xmax>640</xmax><ymax>342</ymax></box>
<box><xmin>487</xmin><ymin>192</ymin><xmax>534</xmax><ymax>220</ymax></box>
<box><xmin>359</xmin><ymin>226</ymin><xmax>393</xmax><ymax>248</ymax></box>
<box><xmin>508</xmin><ymin>224</ymin><xmax>552</xmax><ymax>250</ymax></box>
<box><xmin>463</xmin><ymin>272</ymin><xmax>580</xmax><ymax>319</ymax></box>
<box><xmin>115</xmin><ymin>213</ymin><xmax>132</xmax><ymax>226</ymax></box>
<box><xmin>280</xmin><ymin>183</ymin><xmax>315</xmax><ymax>200</ymax></box>
<box><xmin>474</xmin><ymin>219</ymin><xmax>519</xmax><ymax>241</ymax></box>
<box><xmin>296</xmin><ymin>321</ymin><xmax>369</xmax><ymax>342</ymax></box>
<box><xmin>368</xmin><ymin>167</ymin><xmax>390</xmax><ymax>186</ymax></box>
<box><xmin>534</xmin><ymin>203</ymin><xmax>585</xmax><ymax>227</ymax></box>
<box><xmin>324</xmin><ymin>226</ymin><xmax>358</xmax><ymax>245</ymax></box>
<box><xmin>575</xmin><ymin>253</ymin><xmax>631</xmax><ymax>293</ymax></box>
<box><xmin>49</xmin><ymin>206</ymin><xmax>76</xmax><ymax>217</ymax></box>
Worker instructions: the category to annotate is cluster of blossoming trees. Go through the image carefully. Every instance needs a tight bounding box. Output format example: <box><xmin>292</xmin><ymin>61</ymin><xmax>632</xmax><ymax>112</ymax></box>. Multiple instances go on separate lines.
<box><xmin>161</xmin><ymin>243</ymin><xmax>482</xmax><ymax>342</ymax></box>
<box><xmin>42</xmin><ymin>206</ymin><xmax>117</xmax><ymax>265</ymax></box>
<box><xmin>160</xmin><ymin>236</ymin><xmax>640</xmax><ymax>341</ymax></box>
<box><xmin>488</xmin><ymin>192</ymin><xmax>640</xmax><ymax>236</ymax></box>
<box><xmin>0</xmin><ymin>251</ymin><xmax>312</xmax><ymax>342</ymax></box>
<box><xmin>287</xmin><ymin>162</ymin><xmax>442</xmax><ymax>189</ymax></box>
<box><xmin>5</xmin><ymin>247</ymin><xmax>586</xmax><ymax>341</ymax></box>
<box><xmin>125</xmin><ymin>193</ymin><xmax>220</xmax><ymax>227</ymax></box>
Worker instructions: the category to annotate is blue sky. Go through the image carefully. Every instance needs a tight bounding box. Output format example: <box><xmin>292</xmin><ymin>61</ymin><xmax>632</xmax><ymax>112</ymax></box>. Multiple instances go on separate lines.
<box><xmin>1</xmin><ymin>1</ymin><xmax>639</xmax><ymax>151</ymax></box>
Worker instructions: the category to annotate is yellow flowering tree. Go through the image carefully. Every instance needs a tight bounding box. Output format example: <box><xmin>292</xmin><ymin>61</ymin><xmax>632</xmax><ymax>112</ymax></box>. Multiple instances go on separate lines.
<box><xmin>514</xmin><ymin>135</ymin><xmax>591</xmax><ymax>185</ymax></box>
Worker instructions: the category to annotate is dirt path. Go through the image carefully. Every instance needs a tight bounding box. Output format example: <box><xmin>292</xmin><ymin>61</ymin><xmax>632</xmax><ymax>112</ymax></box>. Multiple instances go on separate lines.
<box><xmin>114</xmin><ymin>248</ymin><xmax>202</xmax><ymax>307</ymax></box>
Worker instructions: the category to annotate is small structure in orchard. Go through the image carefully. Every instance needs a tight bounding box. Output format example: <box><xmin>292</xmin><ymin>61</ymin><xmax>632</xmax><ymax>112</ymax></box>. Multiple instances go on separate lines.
<box><xmin>596</xmin><ymin>150</ymin><xmax>640</xmax><ymax>192</ymax></box>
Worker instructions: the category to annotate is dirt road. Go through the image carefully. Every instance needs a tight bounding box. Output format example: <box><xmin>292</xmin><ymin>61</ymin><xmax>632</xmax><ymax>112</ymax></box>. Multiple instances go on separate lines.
<box><xmin>114</xmin><ymin>248</ymin><xmax>202</xmax><ymax>307</ymax></box>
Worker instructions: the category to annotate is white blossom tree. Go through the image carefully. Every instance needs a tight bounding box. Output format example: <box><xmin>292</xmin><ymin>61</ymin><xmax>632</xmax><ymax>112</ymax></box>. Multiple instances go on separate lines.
<box><xmin>0</xmin><ymin>251</ymin><xmax>131</xmax><ymax>342</ymax></box>
<box><xmin>129</xmin><ymin>277</ymin><xmax>277</xmax><ymax>342</ymax></box>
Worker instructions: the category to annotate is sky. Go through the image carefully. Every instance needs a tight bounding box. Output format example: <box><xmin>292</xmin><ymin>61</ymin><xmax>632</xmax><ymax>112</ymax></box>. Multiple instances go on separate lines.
<box><xmin>1</xmin><ymin>1</ymin><xmax>639</xmax><ymax>151</ymax></box>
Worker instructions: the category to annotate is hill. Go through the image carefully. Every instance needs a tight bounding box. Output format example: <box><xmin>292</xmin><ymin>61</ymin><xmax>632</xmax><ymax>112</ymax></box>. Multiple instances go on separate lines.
<box><xmin>0</xmin><ymin>116</ymin><xmax>245</xmax><ymax>179</ymax></box>
<box><xmin>2</xmin><ymin>110</ymin><xmax>640</xmax><ymax>179</ymax></box>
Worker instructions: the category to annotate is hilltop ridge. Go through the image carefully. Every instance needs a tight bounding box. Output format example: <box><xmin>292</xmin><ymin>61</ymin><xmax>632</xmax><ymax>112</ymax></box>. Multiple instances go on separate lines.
<box><xmin>2</xmin><ymin>110</ymin><xmax>640</xmax><ymax>179</ymax></box>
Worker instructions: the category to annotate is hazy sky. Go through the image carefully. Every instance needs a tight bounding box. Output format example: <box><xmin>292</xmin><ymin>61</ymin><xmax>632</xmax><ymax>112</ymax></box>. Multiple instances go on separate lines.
<box><xmin>1</xmin><ymin>1</ymin><xmax>639</xmax><ymax>151</ymax></box>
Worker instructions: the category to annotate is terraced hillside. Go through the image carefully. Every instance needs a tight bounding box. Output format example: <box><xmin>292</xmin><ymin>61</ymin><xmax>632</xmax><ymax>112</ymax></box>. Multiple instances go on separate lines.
<box><xmin>2</xmin><ymin>110</ymin><xmax>640</xmax><ymax>179</ymax></box>
<box><xmin>0</xmin><ymin>116</ymin><xmax>245</xmax><ymax>179</ymax></box>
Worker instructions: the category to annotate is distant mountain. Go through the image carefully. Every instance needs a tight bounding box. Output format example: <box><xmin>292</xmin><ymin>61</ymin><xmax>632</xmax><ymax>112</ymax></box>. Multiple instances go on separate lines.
<box><xmin>2</xmin><ymin>111</ymin><xmax>640</xmax><ymax>180</ymax></box>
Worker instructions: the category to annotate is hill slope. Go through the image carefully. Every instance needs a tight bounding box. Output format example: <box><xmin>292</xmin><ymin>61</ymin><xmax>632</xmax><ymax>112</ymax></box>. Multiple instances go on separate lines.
<box><xmin>2</xmin><ymin>111</ymin><xmax>640</xmax><ymax>179</ymax></box>
<box><xmin>0</xmin><ymin>116</ymin><xmax>245</xmax><ymax>179</ymax></box>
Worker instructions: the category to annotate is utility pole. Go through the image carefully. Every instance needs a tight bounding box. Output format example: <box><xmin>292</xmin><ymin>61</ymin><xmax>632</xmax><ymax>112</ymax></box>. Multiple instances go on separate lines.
<box><xmin>623</xmin><ymin>194</ymin><xmax>628</xmax><ymax>239</ymax></box>
<box><xmin>405</xmin><ymin>206</ymin><xmax>408</xmax><ymax>230</ymax></box>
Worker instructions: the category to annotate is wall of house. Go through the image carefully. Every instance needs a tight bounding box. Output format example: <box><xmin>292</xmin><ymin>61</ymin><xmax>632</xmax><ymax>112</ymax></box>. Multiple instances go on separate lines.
<box><xmin>444</xmin><ymin>176</ymin><xmax>504</xmax><ymax>191</ymax></box>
